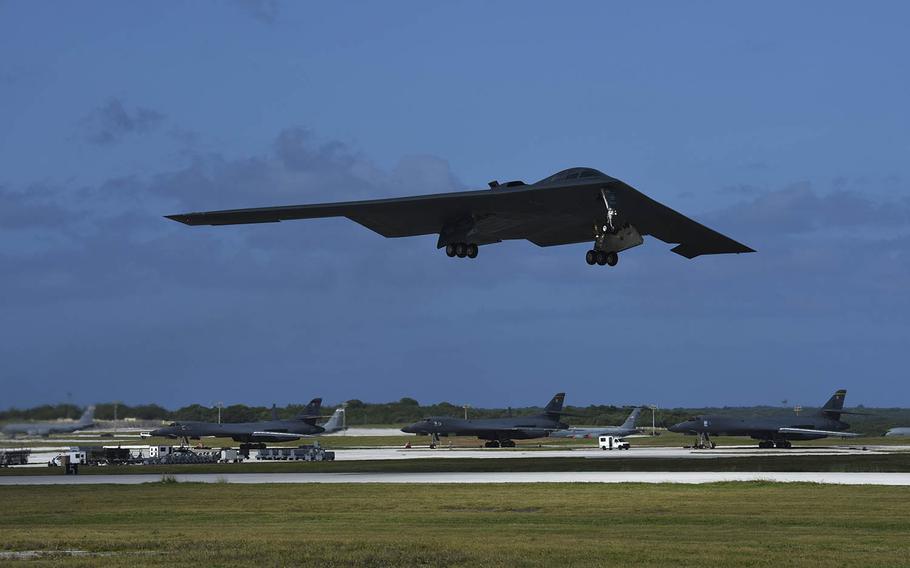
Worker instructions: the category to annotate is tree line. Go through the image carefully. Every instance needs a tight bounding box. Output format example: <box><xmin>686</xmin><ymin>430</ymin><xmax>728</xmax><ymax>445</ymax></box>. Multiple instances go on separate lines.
<box><xmin>1</xmin><ymin>398</ymin><xmax>908</xmax><ymax>434</ymax></box>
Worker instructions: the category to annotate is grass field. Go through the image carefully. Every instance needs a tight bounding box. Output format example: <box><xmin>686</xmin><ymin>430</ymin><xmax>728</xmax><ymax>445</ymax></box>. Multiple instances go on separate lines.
<box><xmin>1</xmin><ymin>482</ymin><xmax>908</xmax><ymax>567</ymax></box>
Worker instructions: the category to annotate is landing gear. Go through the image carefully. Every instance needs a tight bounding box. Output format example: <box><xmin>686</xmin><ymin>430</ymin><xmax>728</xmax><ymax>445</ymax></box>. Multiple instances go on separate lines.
<box><xmin>758</xmin><ymin>440</ymin><xmax>775</xmax><ymax>449</ymax></box>
<box><xmin>445</xmin><ymin>243</ymin><xmax>478</xmax><ymax>259</ymax></box>
<box><xmin>694</xmin><ymin>433</ymin><xmax>715</xmax><ymax>449</ymax></box>
<box><xmin>774</xmin><ymin>440</ymin><xmax>792</xmax><ymax>449</ymax></box>
<box><xmin>585</xmin><ymin>249</ymin><xmax>619</xmax><ymax>267</ymax></box>
<box><xmin>584</xmin><ymin>188</ymin><xmax>642</xmax><ymax>267</ymax></box>
<box><xmin>429</xmin><ymin>433</ymin><xmax>440</xmax><ymax>449</ymax></box>
<box><xmin>500</xmin><ymin>440</ymin><xmax>516</xmax><ymax>448</ymax></box>
<box><xmin>483</xmin><ymin>440</ymin><xmax>501</xmax><ymax>448</ymax></box>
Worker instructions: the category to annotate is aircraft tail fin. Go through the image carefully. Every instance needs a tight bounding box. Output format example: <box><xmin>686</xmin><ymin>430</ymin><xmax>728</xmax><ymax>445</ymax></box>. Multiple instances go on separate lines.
<box><xmin>80</xmin><ymin>405</ymin><xmax>96</xmax><ymax>425</ymax></box>
<box><xmin>621</xmin><ymin>407</ymin><xmax>642</xmax><ymax>430</ymax></box>
<box><xmin>297</xmin><ymin>398</ymin><xmax>323</xmax><ymax>423</ymax></box>
<box><xmin>820</xmin><ymin>389</ymin><xmax>847</xmax><ymax>420</ymax></box>
<box><xmin>321</xmin><ymin>408</ymin><xmax>346</xmax><ymax>433</ymax></box>
<box><xmin>543</xmin><ymin>393</ymin><xmax>566</xmax><ymax>417</ymax></box>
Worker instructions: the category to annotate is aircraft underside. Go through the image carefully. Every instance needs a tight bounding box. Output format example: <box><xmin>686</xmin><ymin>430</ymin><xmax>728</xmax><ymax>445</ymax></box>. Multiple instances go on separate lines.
<box><xmin>436</xmin><ymin>188</ymin><xmax>644</xmax><ymax>268</ymax></box>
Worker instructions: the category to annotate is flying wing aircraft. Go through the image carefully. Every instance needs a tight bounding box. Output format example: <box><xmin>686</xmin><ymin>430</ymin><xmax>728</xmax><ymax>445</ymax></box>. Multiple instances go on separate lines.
<box><xmin>166</xmin><ymin>167</ymin><xmax>754</xmax><ymax>267</ymax></box>
<box><xmin>668</xmin><ymin>390</ymin><xmax>861</xmax><ymax>449</ymax></box>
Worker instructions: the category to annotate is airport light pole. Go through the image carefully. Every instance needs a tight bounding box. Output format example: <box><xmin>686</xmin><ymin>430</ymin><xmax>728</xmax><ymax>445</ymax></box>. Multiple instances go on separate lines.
<box><xmin>463</xmin><ymin>404</ymin><xmax>470</xmax><ymax>420</ymax></box>
<box><xmin>648</xmin><ymin>404</ymin><xmax>658</xmax><ymax>435</ymax></box>
<box><xmin>215</xmin><ymin>401</ymin><xmax>223</xmax><ymax>424</ymax></box>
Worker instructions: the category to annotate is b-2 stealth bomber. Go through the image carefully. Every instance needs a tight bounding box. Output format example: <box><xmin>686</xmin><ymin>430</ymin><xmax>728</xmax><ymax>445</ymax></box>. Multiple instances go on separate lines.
<box><xmin>167</xmin><ymin>167</ymin><xmax>753</xmax><ymax>267</ymax></box>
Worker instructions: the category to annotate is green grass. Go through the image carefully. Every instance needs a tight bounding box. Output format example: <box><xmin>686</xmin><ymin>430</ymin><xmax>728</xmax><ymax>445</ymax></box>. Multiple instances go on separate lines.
<box><xmin>3</xmin><ymin>453</ymin><xmax>910</xmax><ymax>476</ymax></box>
<box><xmin>0</xmin><ymin>483</ymin><xmax>908</xmax><ymax>567</ymax></box>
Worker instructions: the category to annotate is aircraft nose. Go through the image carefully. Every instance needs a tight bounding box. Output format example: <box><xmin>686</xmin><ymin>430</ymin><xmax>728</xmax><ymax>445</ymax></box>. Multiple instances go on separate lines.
<box><xmin>668</xmin><ymin>423</ymin><xmax>684</xmax><ymax>433</ymax></box>
<box><xmin>401</xmin><ymin>424</ymin><xmax>416</xmax><ymax>434</ymax></box>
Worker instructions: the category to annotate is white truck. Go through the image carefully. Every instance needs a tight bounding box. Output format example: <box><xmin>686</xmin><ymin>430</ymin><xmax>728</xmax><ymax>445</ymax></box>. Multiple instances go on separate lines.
<box><xmin>599</xmin><ymin>435</ymin><xmax>630</xmax><ymax>450</ymax></box>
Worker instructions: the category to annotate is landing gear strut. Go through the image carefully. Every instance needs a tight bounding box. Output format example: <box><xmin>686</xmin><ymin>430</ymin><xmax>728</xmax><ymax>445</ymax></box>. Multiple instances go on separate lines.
<box><xmin>429</xmin><ymin>433</ymin><xmax>440</xmax><ymax>449</ymax></box>
<box><xmin>586</xmin><ymin>189</ymin><xmax>627</xmax><ymax>267</ymax></box>
<box><xmin>694</xmin><ymin>433</ymin><xmax>715</xmax><ymax>449</ymax></box>
<box><xmin>445</xmin><ymin>243</ymin><xmax>478</xmax><ymax>259</ymax></box>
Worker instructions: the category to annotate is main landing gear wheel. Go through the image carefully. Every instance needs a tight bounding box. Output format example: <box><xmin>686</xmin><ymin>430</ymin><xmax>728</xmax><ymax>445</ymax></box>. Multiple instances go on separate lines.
<box><xmin>500</xmin><ymin>440</ymin><xmax>516</xmax><ymax>448</ymax></box>
<box><xmin>758</xmin><ymin>440</ymin><xmax>774</xmax><ymax>449</ymax></box>
<box><xmin>585</xmin><ymin>250</ymin><xmax>619</xmax><ymax>267</ymax></box>
<box><xmin>445</xmin><ymin>243</ymin><xmax>479</xmax><ymax>259</ymax></box>
<box><xmin>484</xmin><ymin>440</ymin><xmax>501</xmax><ymax>448</ymax></box>
<box><xmin>775</xmin><ymin>440</ymin><xmax>792</xmax><ymax>449</ymax></box>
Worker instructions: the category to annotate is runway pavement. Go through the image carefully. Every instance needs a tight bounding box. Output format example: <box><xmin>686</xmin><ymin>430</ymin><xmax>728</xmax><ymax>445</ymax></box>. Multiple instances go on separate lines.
<box><xmin>10</xmin><ymin>444</ymin><xmax>903</xmax><ymax>467</ymax></box>
<box><xmin>331</xmin><ymin>445</ymin><xmax>894</xmax><ymax>461</ymax></box>
<box><xmin>3</xmin><ymin>471</ymin><xmax>910</xmax><ymax>486</ymax></box>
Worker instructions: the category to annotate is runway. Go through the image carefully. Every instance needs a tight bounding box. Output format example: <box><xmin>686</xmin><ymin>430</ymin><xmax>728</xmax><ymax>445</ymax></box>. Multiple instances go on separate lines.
<box><xmin>2</xmin><ymin>471</ymin><xmax>910</xmax><ymax>486</ymax></box>
<box><xmin>10</xmin><ymin>443</ymin><xmax>902</xmax><ymax>468</ymax></box>
<box><xmin>331</xmin><ymin>445</ymin><xmax>894</xmax><ymax>461</ymax></box>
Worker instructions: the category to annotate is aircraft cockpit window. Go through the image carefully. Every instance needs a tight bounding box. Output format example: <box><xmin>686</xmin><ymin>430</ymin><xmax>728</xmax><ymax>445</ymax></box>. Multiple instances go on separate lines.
<box><xmin>565</xmin><ymin>172</ymin><xmax>580</xmax><ymax>180</ymax></box>
<box><xmin>579</xmin><ymin>170</ymin><xmax>598</xmax><ymax>178</ymax></box>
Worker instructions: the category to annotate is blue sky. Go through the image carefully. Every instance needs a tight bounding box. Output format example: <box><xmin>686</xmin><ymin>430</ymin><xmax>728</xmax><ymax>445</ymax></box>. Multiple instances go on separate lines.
<box><xmin>1</xmin><ymin>1</ymin><xmax>908</xmax><ymax>410</ymax></box>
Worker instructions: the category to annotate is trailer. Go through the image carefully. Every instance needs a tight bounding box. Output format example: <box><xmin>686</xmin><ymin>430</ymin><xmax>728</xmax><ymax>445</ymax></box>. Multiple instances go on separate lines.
<box><xmin>0</xmin><ymin>449</ymin><xmax>31</xmax><ymax>467</ymax></box>
<box><xmin>256</xmin><ymin>445</ymin><xmax>335</xmax><ymax>462</ymax></box>
<box><xmin>143</xmin><ymin>447</ymin><xmax>221</xmax><ymax>465</ymax></box>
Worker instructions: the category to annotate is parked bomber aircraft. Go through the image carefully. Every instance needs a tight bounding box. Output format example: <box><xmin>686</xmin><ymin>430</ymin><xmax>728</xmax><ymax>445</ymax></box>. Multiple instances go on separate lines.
<box><xmin>549</xmin><ymin>407</ymin><xmax>643</xmax><ymax>440</ymax></box>
<box><xmin>668</xmin><ymin>390</ymin><xmax>861</xmax><ymax>449</ymax></box>
<box><xmin>147</xmin><ymin>398</ymin><xmax>325</xmax><ymax>444</ymax></box>
<box><xmin>1</xmin><ymin>406</ymin><xmax>95</xmax><ymax>438</ymax></box>
<box><xmin>166</xmin><ymin>167</ymin><xmax>754</xmax><ymax>267</ymax></box>
<box><xmin>401</xmin><ymin>393</ymin><xmax>569</xmax><ymax>448</ymax></box>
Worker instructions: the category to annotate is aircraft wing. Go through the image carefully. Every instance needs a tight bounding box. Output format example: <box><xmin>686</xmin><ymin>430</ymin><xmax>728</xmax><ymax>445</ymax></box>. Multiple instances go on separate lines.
<box><xmin>777</xmin><ymin>428</ymin><xmax>861</xmax><ymax>437</ymax></box>
<box><xmin>166</xmin><ymin>180</ymin><xmax>752</xmax><ymax>259</ymax></box>
<box><xmin>251</xmin><ymin>431</ymin><xmax>303</xmax><ymax>439</ymax></box>
<box><xmin>166</xmin><ymin>189</ymin><xmax>502</xmax><ymax>238</ymax></box>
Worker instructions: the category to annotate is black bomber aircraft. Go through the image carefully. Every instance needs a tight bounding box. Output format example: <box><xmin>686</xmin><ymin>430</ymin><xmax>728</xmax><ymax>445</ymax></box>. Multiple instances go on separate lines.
<box><xmin>668</xmin><ymin>389</ymin><xmax>861</xmax><ymax>449</ymax></box>
<box><xmin>401</xmin><ymin>393</ymin><xmax>569</xmax><ymax>448</ymax></box>
<box><xmin>166</xmin><ymin>167</ymin><xmax>754</xmax><ymax>267</ymax></box>
<box><xmin>147</xmin><ymin>398</ymin><xmax>326</xmax><ymax>447</ymax></box>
